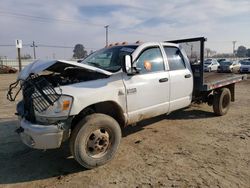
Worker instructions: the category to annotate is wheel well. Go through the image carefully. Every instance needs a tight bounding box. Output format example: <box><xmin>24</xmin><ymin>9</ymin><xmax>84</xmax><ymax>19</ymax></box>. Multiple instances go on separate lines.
<box><xmin>214</xmin><ymin>84</ymin><xmax>235</xmax><ymax>102</ymax></box>
<box><xmin>71</xmin><ymin>101</ymin><xmax>126</xmax><ymax>130</ymax></box>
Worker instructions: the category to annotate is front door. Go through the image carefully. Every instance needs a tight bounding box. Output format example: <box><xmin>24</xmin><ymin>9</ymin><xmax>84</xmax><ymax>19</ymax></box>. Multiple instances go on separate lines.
<box><xmin>123</xmin><ymin>46</ymin><xmax>170</xmax><ymax>124</ymax></box>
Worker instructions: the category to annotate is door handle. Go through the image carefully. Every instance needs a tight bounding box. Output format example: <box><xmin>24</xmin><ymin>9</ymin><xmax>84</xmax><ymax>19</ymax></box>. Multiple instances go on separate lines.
<box><xmin>159</xmin><ymin>78</ymin><xmax>168</xmax><ymax>83</ymax></box>
<box><xmin>184</xmin><ymin>74</ymin><xmax>191</xmax><ymax>78</ymax></box>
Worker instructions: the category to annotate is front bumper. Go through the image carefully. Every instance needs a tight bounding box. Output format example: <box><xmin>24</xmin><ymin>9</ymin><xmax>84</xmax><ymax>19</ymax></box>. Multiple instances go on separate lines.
<box><xmin>204</xmin><ymin>67</ymin><xmax>210</xmax><ymax>71</ymax></box>
<box><xmin>218</xmin><ymin>68</ymin><xmax>231</xmax><ymax>73</ymax></box>
<box><xmin>17</xmin><ymin>118</ymin><xmax>64</xmax><ymax>149</ymax></box>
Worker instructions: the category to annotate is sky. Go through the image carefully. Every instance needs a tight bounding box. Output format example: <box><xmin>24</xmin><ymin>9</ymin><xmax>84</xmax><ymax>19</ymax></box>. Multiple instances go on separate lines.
<box><xmin>0</xmin><ymin>0</ymin><xmax>250</xmax><ymax>59</ymax></box>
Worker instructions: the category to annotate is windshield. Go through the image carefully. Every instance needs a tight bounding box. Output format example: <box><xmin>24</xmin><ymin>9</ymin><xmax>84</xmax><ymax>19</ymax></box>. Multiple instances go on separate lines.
<box><xmin>204</xmin><ymin>60</ymin><xmax>212</xmax><ymax>64</ymax></box>
<box><xmin>220</xmin><ymin>61</ymin><xmax>232</xmax><ymax>66</ymax></box>
<box><xmin>241</xmin><ymin>61</ymin><xmax>250</xmax><ymax>65</ymax></box>
<box><xmin>81</xmin><ymin>45</ymin><xmax>138</xmax><ymax>72</ymax></box>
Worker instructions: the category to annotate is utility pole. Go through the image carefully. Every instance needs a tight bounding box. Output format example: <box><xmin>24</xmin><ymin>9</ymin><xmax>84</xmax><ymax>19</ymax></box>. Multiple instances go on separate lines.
<box><xmin>232</xmin><ymin>41</ymin><xmax>237</xmax><ymax>57</ymax></box>
<box><xmin>30</xmin><ymin>41</ymin><xmax>38</xmax><ymax>59</ymax></box>
<box><xmin>190</xmin><ymin>44</ymin><xmax>193</xmax><ymax>58</ymax></box>
<box><xmin>104</xmin><ymin>25</ymin><xmax>109</xmax><ymax>47</ymax></box>
<box><xmin>17</xmin><ymin>48</ymin><xmax>21</xmax><ymax>71</ymax></box>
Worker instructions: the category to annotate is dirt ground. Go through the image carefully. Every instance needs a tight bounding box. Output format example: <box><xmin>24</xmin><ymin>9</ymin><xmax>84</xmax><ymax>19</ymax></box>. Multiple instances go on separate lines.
<box><xmin>0</xmin><ymin>73</ymin><xmax>249</xmax><ymax>188</ymax></box>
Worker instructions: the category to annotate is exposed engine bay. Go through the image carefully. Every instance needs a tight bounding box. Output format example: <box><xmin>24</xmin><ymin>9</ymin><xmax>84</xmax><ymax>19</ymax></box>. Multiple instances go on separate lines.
<box><xmin>7</xmin><ymin>60</ymin><xmax>111</xmax><ymax>102</ymax></box>
<box><xmin>43</xmin><ymin>65</ymin><xmax>109</xmax><ymax>87</ymax></box>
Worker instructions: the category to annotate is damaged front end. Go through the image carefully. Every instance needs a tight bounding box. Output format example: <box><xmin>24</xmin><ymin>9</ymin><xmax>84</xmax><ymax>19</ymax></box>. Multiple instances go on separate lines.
<box><xmin>15</xmin><ymin>74</ymin><xmax>62</xmax><ymax>122</ymax></box>
<box><xmin>7</xmin><ymin>73</ymin><xmax>73</xmax><ymax>149</ymax></box>
<box><xmin>7</xmin><ymin>60</ymin><xmax>112</xmax><ymax>149</ymax></box>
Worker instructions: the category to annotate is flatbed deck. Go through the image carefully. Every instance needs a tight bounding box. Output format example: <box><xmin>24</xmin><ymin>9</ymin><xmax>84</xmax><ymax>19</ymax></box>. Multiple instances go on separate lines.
<box><xmin>167</xmin><ymin>37</ymin><xmax>247</xmax><ymax>92</ymax></box>
<box><xmin>202</xmin><ymin>72</ymin><xmax>247</xmax><ymax>91</ymax></box>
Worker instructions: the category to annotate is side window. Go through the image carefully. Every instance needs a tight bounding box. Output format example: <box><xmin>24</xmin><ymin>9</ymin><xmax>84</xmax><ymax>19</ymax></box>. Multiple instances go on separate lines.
<box><xmin>136</xmin><ymin>47</ymin><xmax>164</xmax><ymax>74</ymax></box>
<box><xmin>164</xmin><ymin>47</ymin><xmax>186</xmax><ymax>71</ymax></box>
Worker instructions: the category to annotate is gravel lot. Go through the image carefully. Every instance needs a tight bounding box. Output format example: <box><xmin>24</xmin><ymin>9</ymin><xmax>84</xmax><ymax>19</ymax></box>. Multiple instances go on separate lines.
<box><xmin>0</xmin><ymin>73</ymin><xmax>249</xmax><ymax>188</ymax></box>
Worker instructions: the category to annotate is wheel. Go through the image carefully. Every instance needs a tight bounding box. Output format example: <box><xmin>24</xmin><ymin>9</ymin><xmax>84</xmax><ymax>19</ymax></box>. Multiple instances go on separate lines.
<box><xmin>213</xmin><ymin>88</ymin><xmax>231</xmax><ymax>116</ymax></box>
<box><xmin>70</xmin><ymin>113</ymin><xmax>121</xmax><ymax>169</ymax></box>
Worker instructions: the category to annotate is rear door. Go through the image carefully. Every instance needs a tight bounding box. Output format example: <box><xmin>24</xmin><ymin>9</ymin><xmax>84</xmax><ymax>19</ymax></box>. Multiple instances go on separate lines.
<box><xmin>163</xmin><ymin>46</ymin><xmax>193</xmax><ymax>112</ymax></box>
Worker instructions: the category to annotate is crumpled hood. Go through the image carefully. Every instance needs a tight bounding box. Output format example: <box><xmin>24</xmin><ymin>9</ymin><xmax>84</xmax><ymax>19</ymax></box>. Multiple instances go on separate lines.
<box><xmin>18</xmin><ymin>59</ymin><xmax>112</xmax><ymax>80</ymax></box>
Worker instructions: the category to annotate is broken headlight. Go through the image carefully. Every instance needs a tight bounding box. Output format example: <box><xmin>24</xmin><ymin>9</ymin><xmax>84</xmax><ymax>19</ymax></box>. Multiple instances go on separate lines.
<box><xmin>34</xmin><ymin>95</ymin><xmax>73</xmax><ymax>119</ymax></box>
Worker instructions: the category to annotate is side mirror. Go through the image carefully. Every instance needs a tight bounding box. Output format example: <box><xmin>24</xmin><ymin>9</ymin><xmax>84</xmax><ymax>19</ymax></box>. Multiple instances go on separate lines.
<box><xmin>122</xmin><ymin>55</ymin><xmax>133</xmax><ymax>75</ymax></box>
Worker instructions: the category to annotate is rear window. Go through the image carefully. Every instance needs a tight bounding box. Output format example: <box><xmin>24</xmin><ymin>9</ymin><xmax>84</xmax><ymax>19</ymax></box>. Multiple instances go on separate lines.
<box><xmin>204</xmin><ymin>61</ymin><xmax>212</xmax><ymax>64</ymax></box>
<box><xmin>164</xmin><ymin>46</ymin><xmax>186</xmax><ymax>70</ymax></box>
<box><xmin>241</xmin><ymin>61</ymin><xmax>250</xmax><ymax>65</ymax></box>
<box><xmin>220</xmin><ymin>61</ymin><xmax>232</xmax><ymax>66</ymax></box>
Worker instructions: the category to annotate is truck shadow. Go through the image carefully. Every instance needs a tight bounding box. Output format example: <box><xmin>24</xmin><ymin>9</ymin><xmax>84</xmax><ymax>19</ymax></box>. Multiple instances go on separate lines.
<box><xmin>0</xmin><ymin>108</ymin><xmax>214</xmax><ymax>184</ymax></box>
<box><xmin>122</xmin><ymin>108</ymin><xmax>215</xmax><ymax>137</ymax></box>
<box><xmin>0</xmin><ymin>119</ymin><xmax>85</xmax><ymax>185</ymax></box>
<box><xmin>166</xmin><ymin>108</ymin><xmax>215</xmax><ymax>120</ymax></box>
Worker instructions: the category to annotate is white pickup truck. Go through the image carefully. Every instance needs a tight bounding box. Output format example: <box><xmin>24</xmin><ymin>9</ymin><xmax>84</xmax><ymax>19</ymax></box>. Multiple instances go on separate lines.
<box><xmin>8</xmin><ymin>37</ymin><xmax>246</xmax><ymax>169</ymax></box>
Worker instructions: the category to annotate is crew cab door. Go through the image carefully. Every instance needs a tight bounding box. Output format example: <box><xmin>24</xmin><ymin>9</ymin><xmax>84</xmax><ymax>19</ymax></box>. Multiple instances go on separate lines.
<box><xmin>163</xmin><ymin>46</ymin><xmax>193</xmax><ymax>112</ymax></box>
<box><xmin>123</xmin><ymin>45</ymin><xmax>170</xmax><ymax>124</ymax></box>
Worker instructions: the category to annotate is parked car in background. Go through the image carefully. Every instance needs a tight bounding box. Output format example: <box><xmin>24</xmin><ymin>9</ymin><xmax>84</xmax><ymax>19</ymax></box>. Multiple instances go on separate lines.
<box><xmin>0</xmin><ymin>65</ymin><xmax>17</xmax><ymax>74</ymax></box>
<box><xmin>204</xmin><ymin>59</ymin><xmax>220</xmax><ymax>72</ymax></box>
<box><xmin>217</xmin><ymin>58</ymin><xmax>227</xmax><ymax>63</ymax></box>
<box><xmin>218</xmin><ymin>61</ymin><xmax>241</xmax><ymax>73</ymax></box>
<box><xmin>240</xmin><ymin>60</ymin><xmax>250</xmax><ymax>73</ymax></box>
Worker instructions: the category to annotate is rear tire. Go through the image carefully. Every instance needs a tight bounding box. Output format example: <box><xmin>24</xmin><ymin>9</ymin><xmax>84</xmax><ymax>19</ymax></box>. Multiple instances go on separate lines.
<box><xmin>213</xmin><ymin>88</ymin><xmax>231</xmax><ymax>116</ymax></box>
<box><xmin>70</xmin><ymin>113</ymin><xmax>121</xmax><ymax>169</ymax></box>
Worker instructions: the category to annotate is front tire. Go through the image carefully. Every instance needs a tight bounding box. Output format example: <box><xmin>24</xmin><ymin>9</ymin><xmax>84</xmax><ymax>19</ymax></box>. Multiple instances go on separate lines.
<box><xmin>213</xmin><ymin>88</ymin><xmax>231</xmax><ymax>116</ymax></box>
<box><xmin>70</xmin><ymin>113</ymin><xmax>122</xmax><ymax>169</ymax></box>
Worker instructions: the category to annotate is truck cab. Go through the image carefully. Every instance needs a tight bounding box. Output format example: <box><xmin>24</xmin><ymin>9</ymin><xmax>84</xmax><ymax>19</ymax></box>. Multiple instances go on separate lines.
<box><xmin>122</xmin><ymin>42</ymin><xmax>193</xmax><ymax>124</ymax></box>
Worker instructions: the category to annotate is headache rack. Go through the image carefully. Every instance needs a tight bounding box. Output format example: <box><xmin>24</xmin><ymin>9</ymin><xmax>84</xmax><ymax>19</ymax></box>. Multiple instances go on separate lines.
<box><xmin>22</xmin><ymin>74</ymin><xmax>61</xmax><ymax>113</ymax></box>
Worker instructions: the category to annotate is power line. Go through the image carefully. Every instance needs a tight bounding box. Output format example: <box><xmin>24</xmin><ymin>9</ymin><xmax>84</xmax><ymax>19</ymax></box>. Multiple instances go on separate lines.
<box><xmin>38</xmin><ymin>44</ymin><xmax>74</xmax><ymax>48</ymax></box>
<box><xmin>0</xmin><ymin>9</ymin><xmax>164</xmax><ymax>38</ymax></box>
<box><xmin>37</xmin><ymin>44</ymin><xmax>96</xmax><ymax>50</ymax></box>
<box><xmin>0</xmin><ymin>45</ymin><xmax>15</xmax><ymax>47</ymax></box>
<box><xmin>0</xmin><ymin>44</ymin><xmax>30</xmax><ymax>47</ymax></box>
<box><xmin>0</xmin><ymin>10</ymin><xmax>105</xmax><ymax>27</ymax></box>
<box><xmin>0</xmin><ymin>43</ymin><xmax>96</xmax><ymax>50</ymax></box>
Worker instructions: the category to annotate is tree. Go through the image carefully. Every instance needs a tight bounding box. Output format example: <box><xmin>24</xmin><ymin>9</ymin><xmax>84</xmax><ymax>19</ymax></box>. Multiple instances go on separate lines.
<box><xmin>73</xmin><ymin>44</ymin><xmax>87</xmax><ymax>59</ymax></box>
<box><xmin>236</xmin><ymin>46</ymin><xmax>247</xmax><ymax>57</ymax></box>
<box><xmin>246</xmin><ymin>49</ymin><xmax>250</xmax><ymax>57</ymax></box>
